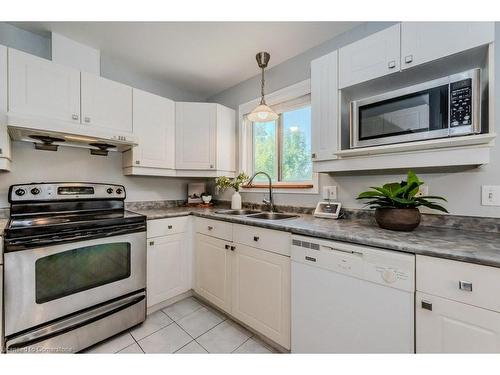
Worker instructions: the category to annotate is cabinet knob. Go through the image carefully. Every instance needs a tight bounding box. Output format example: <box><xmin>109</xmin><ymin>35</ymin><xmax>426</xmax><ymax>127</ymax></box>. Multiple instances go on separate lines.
<box><xmin>84</xmin><ymin>117</ymin><xmax>91</xmax><ymax>123</ymax></box>
<box><xmin>149</xmin><ymin>241</ymin><xmax>155</xmax><ymax>246</ymax></box>
<box><xmin>311</xmin><ymin>153</ymin><xmax>316</xmax><ymax>159</ymax></box>
<box><xmin>135</xmin><ymin>160</ymin><xmax>140</xmax><ymax>165</ymax></box>
<box><xmin>404</xmin><ymin>55</ymin><xmax>413</xmax><ymax>64</ymax></box>
<box><xmin>387</xmin><ymin>60</ymin><xmax>396</xmax><ymax>69</ymax></box>
<box><xmin>230</xmin><ymin>245</ymin><xmax>235</xmax><ymax>251</ymax></box>
<box><xmin>168</xmin><ymin>225</ymin><xmax>173</xmax><ymax>229</ymax></box>
<box><xmin>459</xmin><ymin>280</ymin><xmax>473</xmax><ymax>292</ymax></box>
<box><xmin>210</xmin><ymin>164</ymin><xmax>214</xmax><ymax>169</ymax></box>
<box><xmin>421</xmin><ymin>300</ymin><xmax>432</xmax><ymax>311</ymax></box>
<box><xmin>253</xmin><ymin>236</ymin><xmax>259</xmax><ymax>242</ymax></box>
<box><xmin>225</xmin><ymin>244</ymin><xmax>230</xmax><ymax>250</ymax></box>
<box><xmin>72</xmin><ymin>114</ymin><xmax>79</xmax><ymax>120</ymax></box>
<box><xmin>207</xmin><ymin>226</ymin><xmax>213</xmax><ymax>231</ymax></box>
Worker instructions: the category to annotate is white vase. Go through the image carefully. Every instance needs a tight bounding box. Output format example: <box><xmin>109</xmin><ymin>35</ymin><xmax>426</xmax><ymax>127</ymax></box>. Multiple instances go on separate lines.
<box><xmin>231</xmin><ymin>191</ymin><xmax>242</xmax><ymax>209</ymax></box>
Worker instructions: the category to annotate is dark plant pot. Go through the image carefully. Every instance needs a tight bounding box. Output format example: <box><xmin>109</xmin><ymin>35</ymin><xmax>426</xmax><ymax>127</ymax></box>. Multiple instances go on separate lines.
<box><xmin>374</xmin><ymin>208</ymin><xmax>421</xmax><ymax>232</ymax></box>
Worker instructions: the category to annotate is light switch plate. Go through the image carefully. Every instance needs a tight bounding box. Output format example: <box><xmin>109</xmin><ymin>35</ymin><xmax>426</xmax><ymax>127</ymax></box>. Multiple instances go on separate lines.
<box><xmin>481</xmin><ymin>185</ymin><xmax>500</xmax><ymax>206</ymax></box>
<box><xmin>323</xmin><ymin>186</ymin><xmax>337</xmax><ymax>200</ymax></box>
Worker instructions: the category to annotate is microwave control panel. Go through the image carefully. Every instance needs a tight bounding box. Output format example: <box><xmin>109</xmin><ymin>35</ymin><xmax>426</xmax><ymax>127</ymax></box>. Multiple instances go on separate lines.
<box><xmin>450</xmin><ymin>78</ymin><xmax>472</xmax><ymax>127</ymax></box>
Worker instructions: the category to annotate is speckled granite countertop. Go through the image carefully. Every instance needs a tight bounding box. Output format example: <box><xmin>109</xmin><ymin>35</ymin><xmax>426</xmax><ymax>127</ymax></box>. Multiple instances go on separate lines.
<box><xmin>129</xmin><ymin>206</ymin><xmax>500</xmax><ymax>268</ymax></box>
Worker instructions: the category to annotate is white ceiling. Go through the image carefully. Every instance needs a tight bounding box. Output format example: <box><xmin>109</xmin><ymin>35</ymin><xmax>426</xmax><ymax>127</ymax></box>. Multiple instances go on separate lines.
<box><xmin>12</xmin><ymin>22</ymin><xmax>360</xmax><ymax>98</ymax></box>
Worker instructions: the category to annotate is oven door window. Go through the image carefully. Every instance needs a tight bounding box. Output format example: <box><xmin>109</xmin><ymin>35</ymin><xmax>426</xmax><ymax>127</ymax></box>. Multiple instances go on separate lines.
<box><xmin>358</xmin><ymin>85</ymin><xmax>449</xmax><ymax>141</ymax></box>
<box><xmin>35</xmin><ymin>242</ymin><xmax>131</xmax><ymax>304</ymax></box>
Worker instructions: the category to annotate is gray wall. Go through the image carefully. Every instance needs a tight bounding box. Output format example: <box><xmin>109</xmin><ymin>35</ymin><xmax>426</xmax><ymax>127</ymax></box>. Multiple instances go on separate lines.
<box><xmin>209</xmin><ymin>22</ymin><xmax>500</xmax><ymax>218</ymax></box>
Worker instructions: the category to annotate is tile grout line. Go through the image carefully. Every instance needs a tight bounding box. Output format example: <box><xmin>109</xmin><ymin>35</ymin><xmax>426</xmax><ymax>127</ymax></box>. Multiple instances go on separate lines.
<box><xmin>129</xmin><ymin>331</ymin><xmax>146</xmax><ymax>354</ymax></box>
<box><xmin>231</xmin><ymin>336</ymin><xmax>252</xmax><ymax>353</ymax></box>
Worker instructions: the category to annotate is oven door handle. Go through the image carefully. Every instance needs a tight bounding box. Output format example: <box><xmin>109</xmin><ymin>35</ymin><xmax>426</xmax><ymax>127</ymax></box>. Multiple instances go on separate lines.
<box><xmin>6</xmin><ymin>291</ymin><xmax>146</xmax><ymax>351</ymax></box>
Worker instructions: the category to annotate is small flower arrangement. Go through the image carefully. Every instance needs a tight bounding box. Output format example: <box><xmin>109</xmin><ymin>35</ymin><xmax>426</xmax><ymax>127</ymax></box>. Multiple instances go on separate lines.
<box><xmin>215</xmin><ymin>173</ymin><xmax>250</xmax><ymax>192</ymax></box>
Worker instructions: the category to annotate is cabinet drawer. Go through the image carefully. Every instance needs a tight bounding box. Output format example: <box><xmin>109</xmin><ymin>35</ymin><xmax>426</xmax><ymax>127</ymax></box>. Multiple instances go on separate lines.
<box><xmin>417</xmin><ymin>255</ymin><xmax>500</xmax><ymax>312</ymax></box>
<box><xmin>147</xmin><ymin>216</ymin><xmax>189</xmax><ymax>238</ymax></box>
<box><xmin>233</xmin><ymin>224</ymin><xmax>290</xmax><ymax>257</ymax></box>
<box><xmin>195</xmin><ymin>218</ymin><xmax>232</xmax><ymax>241</ymax></box>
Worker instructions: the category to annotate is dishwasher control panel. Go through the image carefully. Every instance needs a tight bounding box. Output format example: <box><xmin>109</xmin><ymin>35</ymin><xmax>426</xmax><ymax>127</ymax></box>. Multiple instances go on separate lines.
<box><xmin>291</xmin><ymin>235</ymin><xmax>415</xmax><ymax>292</ymax></box>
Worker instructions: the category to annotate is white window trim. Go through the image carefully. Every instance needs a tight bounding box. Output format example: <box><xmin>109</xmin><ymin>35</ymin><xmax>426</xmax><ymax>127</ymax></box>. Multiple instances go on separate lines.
<box><xmin>238</xmin><ymin>79</ymin><xmax>319</xmax><ymax>195</ymax></box>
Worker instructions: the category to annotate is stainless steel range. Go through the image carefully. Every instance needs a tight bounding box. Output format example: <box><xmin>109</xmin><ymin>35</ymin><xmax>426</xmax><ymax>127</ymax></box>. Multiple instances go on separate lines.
<box><xmin>2</xmin><ymin>182</ymin><xmax>147</xmax><ymax>353</ymax></box>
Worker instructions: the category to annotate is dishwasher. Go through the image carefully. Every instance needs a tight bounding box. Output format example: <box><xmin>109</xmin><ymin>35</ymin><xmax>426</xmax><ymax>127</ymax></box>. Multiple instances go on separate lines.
<box><xmin>291</xmin><ymin>235</ymin><xmax>415</xmax><ymax>353</ymax></box>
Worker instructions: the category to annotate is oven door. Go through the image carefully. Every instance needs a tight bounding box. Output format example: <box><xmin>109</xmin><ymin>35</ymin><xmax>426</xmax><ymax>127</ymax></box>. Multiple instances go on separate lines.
<box><xmin>351</xmin><ymin>77</ymin><xmax>451</xmax><ymax>148</ymax></box>
<box><xmin>4</xmin><ymin>230</ymin><xmax>146</xmax><ymax>336</ymax></box>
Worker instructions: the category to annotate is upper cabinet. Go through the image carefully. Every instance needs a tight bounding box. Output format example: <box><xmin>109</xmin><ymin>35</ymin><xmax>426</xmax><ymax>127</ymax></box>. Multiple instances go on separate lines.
<box><xmin>339</xmin><ymin>24</ymin><xmax>400</xmax><ymax>89</ymax></box>
<box><xmin>0</xmin><ymin>45</ymin><xmax>11</xmax><ymax>171</ymax></box>
<box><xmin>81</xmin><ymin>72</ymin><xmax>133</xmax><ymax>135</ymax></box>
<box><xmin>123</xmin><ymin>89</ymin><xmax>175</xmax><ymax>176</ymax></box>
<box><xmin>175</xmin><ymin>102</ymin><xmax>235</xmax><ymax>175</ymax></box>
<box><xmin>401</xmin><ymin>22</ymin><xmax>495</xmax><ymax>70</ymax></box>
<box><xmin>8</xmin><ymin>48</ymin><xmax>81</xmax><ymax>125</ymax></box>
<box><xmin>311</xmin><ymin>50</ymin><xmax>339</xmax><ymax>161</ymax></box>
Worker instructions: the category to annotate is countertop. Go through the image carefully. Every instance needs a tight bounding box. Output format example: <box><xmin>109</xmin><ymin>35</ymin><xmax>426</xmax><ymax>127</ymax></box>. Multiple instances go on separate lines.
<box><xmin>0</xmin><ymin>218</ymin><xmax>8</xmax><ymax>236</ymax></box>
<box><xmin>130</xmin><ymin>206</ymin><xmax>500</xmax><ymax>268</ymax></box>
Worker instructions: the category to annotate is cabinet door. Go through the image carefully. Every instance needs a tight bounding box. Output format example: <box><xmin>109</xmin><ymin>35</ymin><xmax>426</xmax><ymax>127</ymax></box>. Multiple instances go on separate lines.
<box><xmin>416</xmin><ymin>292</ymin><xmax>500</xmax><ymax>353</ymax></box>
<box><xmin>339</xmin><ymin>24</ymin><xmax>400</xmax><ymax>89</ymax></box>
<box><xmin>311</xmin><ymin>50</ymin><xmax>338</xmax><ymax>161</ymax></box>
<box><xmin>216</xmin><ymin>105</ymin><xmax>236</xmax><ymax>173</ymax></box>
<box><xmin>131</xmin><ymin>89</ymin><xmax>175</xmax><ymax>169</ymax></box>
<box><xmin>175</xmin><ymin>102</ymin><xmax>216</xmax><ymax>170</ymax></box>
<box><xmin>194</xmin><ymin>233</ymin><xmax>231</xmax><ymax>312</ymax></box>
<box><xmin>81</xmin><ymin>72</ymin><xmax>133</xmax><ymax>135</ymax></box>
<box><xmin>1</xmin><ymin>45</ymin><xmax>10</xmax><ymax>165</ymax></box>
<box><xmin>231</xmin><ymin>243</ymin><xmax>291</xmax><ymax>349</ymax></box>
<box><xmin>8</xmin><ymin>48</ymin><xmax>81</xmax><ymax>125</ymax></box>
<box><xmin>147</xmin><ymin>234</ymin><xmax>189</xmax><ymax>308</ymax></box>
<box><xmin>401</xmin><ymin>22</ymin><xmax>494</xmax><ymax>70</ymax></box>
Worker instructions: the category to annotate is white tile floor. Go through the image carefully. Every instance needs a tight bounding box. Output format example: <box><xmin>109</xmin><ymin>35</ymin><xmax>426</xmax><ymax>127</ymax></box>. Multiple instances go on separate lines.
<box><xmin>83</xmin><ymin>296</ymin><xmax>276</xmax><ymax>354</ymax></box>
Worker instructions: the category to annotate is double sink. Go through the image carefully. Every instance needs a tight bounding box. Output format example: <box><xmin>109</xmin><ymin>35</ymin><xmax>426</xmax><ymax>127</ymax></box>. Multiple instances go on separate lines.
<box><xmin>214</xmin><ymin>209</ymin><xmax>299</xmax><ymax>221</ymax></box>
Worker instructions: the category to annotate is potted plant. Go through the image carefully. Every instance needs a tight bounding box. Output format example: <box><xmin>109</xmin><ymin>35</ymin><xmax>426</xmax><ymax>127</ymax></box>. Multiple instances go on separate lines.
<box><xmin>215</xmin><ymin>172</ymin><xmax>249</xmax><ymax>209</ymax></box>
<box><xmin>357</xmin><ymin>170</ymin><xmax>448</xmax><ymax>231</ymax></box>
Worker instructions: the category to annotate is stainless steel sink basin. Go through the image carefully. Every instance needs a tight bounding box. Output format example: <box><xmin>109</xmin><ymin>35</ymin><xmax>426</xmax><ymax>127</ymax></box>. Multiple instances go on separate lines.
<box><xmin>215</xmin><ymin>209</ymin><xmax>262</xmax><ymax>215</ymax></box>
<box><xmin>246</xmin><ymin>212</ymin><xmax>299</xmax><ymax>220</ymax></box>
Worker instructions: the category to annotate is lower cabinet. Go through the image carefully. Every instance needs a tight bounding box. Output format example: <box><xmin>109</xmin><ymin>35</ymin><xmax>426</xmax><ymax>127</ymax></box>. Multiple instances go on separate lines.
<box><xmin>194</xmin><ymin>219</ymin><xmax>291</xmax><ymax>349</ymax></box>
<box><xmin>194</xmin><ymin>233</ymin><xmax>232</xmax><ymax>313</ymax></box>
<box><xmin>146</xmin><ymin>218</ymin><xmax>191</xmax><ymax>308</ymax></box>
<box><xmin>416</xmin><ymin>292</ymin><xmax>500</xmax><ymax>353</ymax></box>
<box><xmin>231</xmin><ymin>243</ymin><xmax>291</xmax><ymax>349</ymax></box>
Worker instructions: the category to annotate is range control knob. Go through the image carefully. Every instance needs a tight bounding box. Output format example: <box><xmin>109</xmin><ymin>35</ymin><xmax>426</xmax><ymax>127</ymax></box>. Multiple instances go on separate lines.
<box><xmin>116</xmin><ymin>188</ymin><xmax>123</xmax><ymax>195</ymax></box>
<box><xmin>30</xmin><ymin>187</ymin><xmax>40</xmax><ymax>195</ymax></box>
<box><xmin>15</xmin><ymin>188</ymin><xmax>26</xmax><ymax>196</ymax></box>
<box><xmin>382</xmin><ymin>269</ymin><xmax>397</xmax><ymax>284</ymax></box>
<box><xmin>106</xmin><ymin>188</ymin><xmax>114</xmax><ymax>194</ymax></box>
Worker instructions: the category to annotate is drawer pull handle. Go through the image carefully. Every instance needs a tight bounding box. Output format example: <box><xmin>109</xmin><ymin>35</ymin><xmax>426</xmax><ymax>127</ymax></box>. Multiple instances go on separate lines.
<box><xmin>168</xmin><ymin>225</ymin><xmax>173</xmax><ymax>229</ymax></box>
<box><xmin>305</xmin><ymin>256</ymin><xmax>316</xmax><ymax>262</ymax></box>
<box><xmin>405</xmin><ymin>55</ymin><xmax>413</xmax><ymax>64</ymax></box>
<box><xmin>421</xmin><ymin>300</ymin><xmax>432</xmax><ymax>311</ymax></box>
<box><xmin>253</xmin><ymin>236</ymin><xmax>259</xmax><ymax>242</ymax></box>
<box><xmin>149</xmin><ymin>241</ymin><xmax>154</xmax><ymax>246</ymax></box>
<box><xmin>387</xmin><ymin>60</ymin><xmax>396</xmax><ymax>69</ymax></box>
<box><xmin>459</xmin><ymin>280</ymin><xmax>473</xmax><ymax>292</ymax></box>
<box><xmin>207</xmin><ymin>226</ymin><xmax>213</xmax><ymax>231</ymax></box>
<box><xmin>225</xmin><ymin>244</ymin><xmax>230</xmax><ymax>250</ymax></box>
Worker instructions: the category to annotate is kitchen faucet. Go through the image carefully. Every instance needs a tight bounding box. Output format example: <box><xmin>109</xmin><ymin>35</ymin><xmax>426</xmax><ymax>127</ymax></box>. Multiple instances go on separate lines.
<box><xmin>247</xmin><ymin>171</ymin><xmax>275</xmax><ymax>212</ymax></box>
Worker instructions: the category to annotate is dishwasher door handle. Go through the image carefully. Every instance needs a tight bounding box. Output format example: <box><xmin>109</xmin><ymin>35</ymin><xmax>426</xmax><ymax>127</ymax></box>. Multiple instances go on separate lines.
<box><xmin>323</xmin><ymin>245</ymin><xmax>363</xmax><ymax>256</ymax></box>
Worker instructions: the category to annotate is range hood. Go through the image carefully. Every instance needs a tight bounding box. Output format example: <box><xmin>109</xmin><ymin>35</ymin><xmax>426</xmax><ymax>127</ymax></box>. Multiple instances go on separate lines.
<box><xmin>7</xmin><ymin>120</ymin><xmax>138</xmax><ymax>154</ymax></box>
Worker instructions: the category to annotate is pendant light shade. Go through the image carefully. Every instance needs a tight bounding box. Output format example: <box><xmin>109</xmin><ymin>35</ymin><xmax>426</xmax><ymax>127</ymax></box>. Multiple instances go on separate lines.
<box><xmin>248</xmin><ymin>52</ymin><xmax>278</xmax><ymax>123</ymax></box>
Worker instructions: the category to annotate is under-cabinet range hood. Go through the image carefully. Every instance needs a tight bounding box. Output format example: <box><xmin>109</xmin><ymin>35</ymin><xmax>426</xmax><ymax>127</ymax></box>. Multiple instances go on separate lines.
<box><xmin>8</xmin><ymin>125</ymin><xmax>138</xmax><ymax>154</ymax></box>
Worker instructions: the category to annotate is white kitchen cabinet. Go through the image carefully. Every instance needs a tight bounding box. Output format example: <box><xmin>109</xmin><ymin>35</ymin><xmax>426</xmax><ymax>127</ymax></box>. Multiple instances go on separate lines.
<box><xmin>416</xmin><ymin>292</ymin><xmax>500</xmax><ymax>353</ymax></box>
<box><xmin>339</xmin><ymin>24</ymin><xmax>400</xmax><ymax>89</ymax></box>
<box><xmin>231</xmin><ymin>243</ymin><xmax>291</xmax><ymax>349</ymax></box>
<box><xmin>311</xmin><ymin>50</ymin><xmax>339</xmax><ymax>161</ymax></box>
<box><xmin>0</xmin><ymin>45</ymin><xmax>10</xmax><ymax>171</ymax></box>
<box><xmin>81</xmin><ymin>71</ymin><xmax>133</xmax><ymax>135</ymax></box>
<box><xmin>401</xmin><ymin>22</ymin><xmax>494</xmax><ymax>70</ymax></box>
<box><xmin>194</xmin><ymin>233</ymin><xmax>232</xmax><ymax>313</ymax></box>
<box><xmin>7</xmin><ymin>48</ymin><xmax>81</xmax><ymax>127</ymax></box>
<box><xmin>175</xmin><ymin>102</ymin><xmax>235</xmax><ymax>175</ymax></box>
<box><xmin>123</xmin><ymin>89</ymin><xmax>175</xmax><ymax>176</ymax></box>
<box><xmin>146</xmin><ymin>217</ymin><xmax>191</xmax><ymax>308</ymax></box>
<box><xmin>147</xmin><ymin>233</ymin><xmax>189</xmax><ymax>308</ymax></box>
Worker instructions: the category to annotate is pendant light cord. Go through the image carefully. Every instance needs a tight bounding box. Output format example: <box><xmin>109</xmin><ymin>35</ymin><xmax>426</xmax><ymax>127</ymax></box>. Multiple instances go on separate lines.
<box><xmin>260</xmin><ymin>67</ymin><xmax>265</xmax><ymax>105</ymax></box>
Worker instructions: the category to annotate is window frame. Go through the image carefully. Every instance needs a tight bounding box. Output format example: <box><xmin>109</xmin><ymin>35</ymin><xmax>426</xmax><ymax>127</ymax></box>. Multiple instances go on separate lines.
<box><xmin>238</xmin><ymin>79</ymin><xmax>319</xmax><ymax>194</ymax></box>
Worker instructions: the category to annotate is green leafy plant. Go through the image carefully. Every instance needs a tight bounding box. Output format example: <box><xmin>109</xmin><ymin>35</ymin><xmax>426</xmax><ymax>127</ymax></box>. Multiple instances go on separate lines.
<box><xmin>356</xmin><ymin>170</ymin><xmax>448</xmax><ymax>213</ymax></box>
<box><xmin>215</xmin><ymin>173</ymin><xmax>249</xmax><ymax>193</ymax></box>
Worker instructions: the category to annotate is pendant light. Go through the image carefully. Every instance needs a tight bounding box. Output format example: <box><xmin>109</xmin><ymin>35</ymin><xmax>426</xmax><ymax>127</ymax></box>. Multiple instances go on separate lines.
<box><xmin>247</xmin><ymin>52</ymin><xmax>279</xmax><ymax>123</ymax></box>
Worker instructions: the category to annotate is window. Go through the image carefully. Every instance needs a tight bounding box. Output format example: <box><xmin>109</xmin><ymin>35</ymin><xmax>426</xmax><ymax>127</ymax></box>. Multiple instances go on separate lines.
<box><xmin>251</xmin><ymin>105</ymin><xmax>312</xmax><ymax>185</ymax></box>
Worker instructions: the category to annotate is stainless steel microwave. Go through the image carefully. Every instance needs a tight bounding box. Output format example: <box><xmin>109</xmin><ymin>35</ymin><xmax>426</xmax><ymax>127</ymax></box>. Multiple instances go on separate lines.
<box><xmin>350</xmin><ymin>69</ymin><xmax>481</xmax><ymax>149</ymax></box>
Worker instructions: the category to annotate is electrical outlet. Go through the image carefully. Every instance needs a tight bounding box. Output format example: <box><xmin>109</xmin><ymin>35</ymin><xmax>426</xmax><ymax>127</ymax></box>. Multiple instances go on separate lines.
<box><xmin>323</xmin><ymin>186</ymin><xmax>337</xmax><ymax>200</ymax></box>
<box><xmin>415</xmin><ymin>185</ymin><xmax>429</xmax><ymax>197</ymax></box>
<box><xmin>482</xmin><ymin>185</ymin><xmax>500</xmax><ymax>206</ymax></box>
